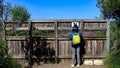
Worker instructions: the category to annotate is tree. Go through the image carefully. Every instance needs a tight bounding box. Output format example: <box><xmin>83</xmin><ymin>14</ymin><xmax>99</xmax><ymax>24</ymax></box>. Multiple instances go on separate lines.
<box><xmin>97</xmin><ymin>0</ymin><xmax>120</xmax><ymax>68</ymax></box>
<box><xmin>97</xmin><ymin>0</ymin><xmax>120</xmax><ymax>26</ymax></box>
<box><xmin>11</xmin><ymin>5</ymin><xmax>30</xmax><ymax>25</ymax></box>
<box><xmin>0</xmin><ymin>1</ymin><xmax>12</xmax><ymax>38</ymax></box>
<box><xmin>0</xmin><ymin>0</ymin><xmax>6</xmax><ymax>41</ymax></box>
<box><xmin>11</xmin><ymin>6</ymin><xmax>30</xmax><ymax>36</ymax></box>
<box><xmin>3</xmin><ymin>3</ymin><xmax>12</xmax><ymax>21</ymax></box>
<box><xmin>97</xmin><ymin>0</ymin><xmax>120</xmax><ymax>28</ymax></box>
<box><xmin>0</xmin><ymin>0</ymin><xmax>3</xmax><ymax>20</ymax></box>
<box><xmin>97</xmin><ymin>0</ymin><xmax>120</xmax><ymax>46</ymax></box>
<box><xmin>0</xmin><ymin>1</ymin><xmax>21</xmax><ymax>67</ymax></box>
<box><xmin>0</xmin><ymin>0</ymin><xmax>3</xmax><ymax>30</ymax></box>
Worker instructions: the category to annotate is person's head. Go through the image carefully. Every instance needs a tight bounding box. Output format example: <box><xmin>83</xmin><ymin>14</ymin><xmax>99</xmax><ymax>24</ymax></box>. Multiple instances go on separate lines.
<box><xmin>72</xmin><ymin>25</ymin><xmax>78</xmax><ymax>32</ymax></box>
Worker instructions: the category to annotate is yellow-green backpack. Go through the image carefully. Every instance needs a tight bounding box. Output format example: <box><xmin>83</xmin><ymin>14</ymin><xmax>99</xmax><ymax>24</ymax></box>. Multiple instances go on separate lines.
<box><xmin>72</xmin><ymin>33</ymin><xmax>81</xmax><ymax>44</ymax></box>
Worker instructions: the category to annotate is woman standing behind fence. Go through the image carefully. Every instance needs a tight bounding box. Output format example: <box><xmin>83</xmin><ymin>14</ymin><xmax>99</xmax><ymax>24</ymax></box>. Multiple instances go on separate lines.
<box><xmin>69</xmin><ymin>24</ymin><xmax>84</xmax><ymax>68</ymax></box>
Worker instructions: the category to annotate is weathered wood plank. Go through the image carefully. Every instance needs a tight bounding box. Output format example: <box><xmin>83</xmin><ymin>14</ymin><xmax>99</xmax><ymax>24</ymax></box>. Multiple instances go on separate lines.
<box><xmin>106</xmin><ymin>19</ymin><xmax>110</xmax><ymax>54</ymax></box>
<box><xmin>6</xmin><ymin>37</ymin><xmax>107</xmax><ymax>40</ymax></box>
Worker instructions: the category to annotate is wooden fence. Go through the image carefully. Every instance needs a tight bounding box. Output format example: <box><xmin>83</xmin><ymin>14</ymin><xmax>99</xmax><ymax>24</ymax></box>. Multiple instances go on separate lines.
<box><xmin>5</xmin><ymin>19</ymin><xmax>110</xmax><ymax>59</ymax></box>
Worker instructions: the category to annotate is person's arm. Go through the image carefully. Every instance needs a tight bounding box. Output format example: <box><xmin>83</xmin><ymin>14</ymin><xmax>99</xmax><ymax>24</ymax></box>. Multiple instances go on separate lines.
<box><xmin>78</xmin><ymin>32</ymin><xmax>82</xmax><ymax>38</ymax></box>
<box><xmin>79</xmin><ymin>32</ymin><xmax>85</xmax><ymax>46</ymax></box>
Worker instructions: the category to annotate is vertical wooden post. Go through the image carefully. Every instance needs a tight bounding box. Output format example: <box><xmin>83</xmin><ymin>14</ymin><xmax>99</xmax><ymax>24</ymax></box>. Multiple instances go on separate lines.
<box><xmin>55</xmin><ymin>21</ymin><xmax>58</xmax><ymax>63</ymax></box>
<box><xmin>106</xmin><ymin>19</ymin><xmax>110</xmax><ymax>54</ymax></box>
<box><xmin>80</xmin><ymin>20</ymin><xmax>84</xmax><ymax>33</ymax></box>
<box><xmin>28</xmin><ymin>21</ymin><xmax>33</xmax><ymax>67</ymax></box>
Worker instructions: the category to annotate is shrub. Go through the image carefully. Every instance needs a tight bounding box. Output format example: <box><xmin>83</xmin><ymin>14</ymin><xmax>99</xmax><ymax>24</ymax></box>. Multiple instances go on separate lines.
<box><xmin>0</xmin><ymin>35</ymin><xmax>22</xmax><ymax>68</ymax></box>
<box><xmin>104</xmin><ymin>50</ymin><xmax>120</xmax><ymax>68</ymax></box>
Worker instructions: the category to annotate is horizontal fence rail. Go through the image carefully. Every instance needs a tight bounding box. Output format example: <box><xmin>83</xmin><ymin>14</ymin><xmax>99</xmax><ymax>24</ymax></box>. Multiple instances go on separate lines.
<box><xmin>5</xmin><ymin>19</ymin><xmax>107</xmax><ymax>30</ymax></box>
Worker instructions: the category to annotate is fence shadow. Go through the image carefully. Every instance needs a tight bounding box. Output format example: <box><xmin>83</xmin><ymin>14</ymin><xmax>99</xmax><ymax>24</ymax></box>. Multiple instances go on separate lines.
<box><xmin>21</xmin><ymin>37</ymin><xmax>55</xmax><ymax>67</ymax></box>
<box><xmin>80</xmin><ymin>37</ymin><xmax>86</xmax><ymax>65</ymax></box>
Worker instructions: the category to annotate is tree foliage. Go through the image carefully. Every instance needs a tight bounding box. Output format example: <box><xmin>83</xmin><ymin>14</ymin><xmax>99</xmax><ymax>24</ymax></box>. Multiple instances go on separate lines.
<box><xmin>0</xmin><ymin>0</ymin><xmax>3</xmax><ymax>19</ymax></box>
<box><xmin>11</xmin><ymin>6</ymin><xmax>30</xmax><ymax>22</ymax></box>
<box><xmin>109</xmin><ymin>23</ymin><xmax>116</xmax><ymax>47</ymax></box>
<box><xmin>3</xmin><ymin>3</ymin><xmax>12</xmax><ymax>21</ymax></box>
<box><xmin>97</xmin><ymin>0</ymin><xmax>120</xmax><ymax>26</ymax></box>
<box><xmin>0</xmin><ymin>0</ymin><xmax>12</xmax><ymax>21</ymax></box>
<box><xmin>97</xmin><ymin>0</ymin><xmax>120</xmax><ymax>45</ymax></box>
<box><xmin>0</xmin><ymin>1</ymin><xmax>29</xmax><ymax>67</ymax></box>
<box><xmin>97</xmin><ymin>0</ymin><xmax>120</xmax><ymax>68</ymax></box>
<box><xmin>11</xmin><ymin>6</ymin><xmax>31</xmax><ymax>36</ymax></box>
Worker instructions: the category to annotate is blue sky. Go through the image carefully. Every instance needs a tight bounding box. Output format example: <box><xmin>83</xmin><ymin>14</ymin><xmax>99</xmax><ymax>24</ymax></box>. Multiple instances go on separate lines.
<box><xmin>4</xmin><ymin>0</ymin><xmax>101</xmax><ymax>19</ymax></box>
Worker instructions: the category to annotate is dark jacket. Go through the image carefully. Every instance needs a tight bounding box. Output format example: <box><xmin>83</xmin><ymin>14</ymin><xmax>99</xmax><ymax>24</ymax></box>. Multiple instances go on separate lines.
<box><xmin>69</xmin><ymin>26</ymin><xmax>84</xmax><ymax>47</ymax></box>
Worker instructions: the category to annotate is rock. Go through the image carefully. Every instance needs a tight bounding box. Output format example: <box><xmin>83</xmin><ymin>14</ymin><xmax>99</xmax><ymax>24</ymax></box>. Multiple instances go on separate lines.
<box><xmin>94</xmin><ymin>59</ymin><xmax>104</xmax><ymax>65</ymax></box>
<box><xmin>84</xmin><ymin>59</ymin><xmax>93</xmax><ymax>65</ymax></box>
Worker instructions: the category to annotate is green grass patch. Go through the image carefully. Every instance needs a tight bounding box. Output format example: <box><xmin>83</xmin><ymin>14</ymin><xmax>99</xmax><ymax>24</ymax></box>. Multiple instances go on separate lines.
<box><xmin>104</xmin><ymin>50</ymin><xmax>120</xmax><ymax>68</ymax></box>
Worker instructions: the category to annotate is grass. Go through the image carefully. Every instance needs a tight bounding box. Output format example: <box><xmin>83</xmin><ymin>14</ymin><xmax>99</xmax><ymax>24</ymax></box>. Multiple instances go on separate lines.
<box><xmin>104</xmin><ymin>50</ymin><xmax>120</xmax><ymax>68</ymax></box>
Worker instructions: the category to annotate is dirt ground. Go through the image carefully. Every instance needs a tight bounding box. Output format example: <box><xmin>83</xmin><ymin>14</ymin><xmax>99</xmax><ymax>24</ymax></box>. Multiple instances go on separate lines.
<box><xmin>31</xmin><ymin>60</ymin><xmax>104</xmax><ymax>68</ymax></box>
<box><xmin>34</xmin><ymin>64</ymin><xmax>104</xmax><ymax>68</ymax></box>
